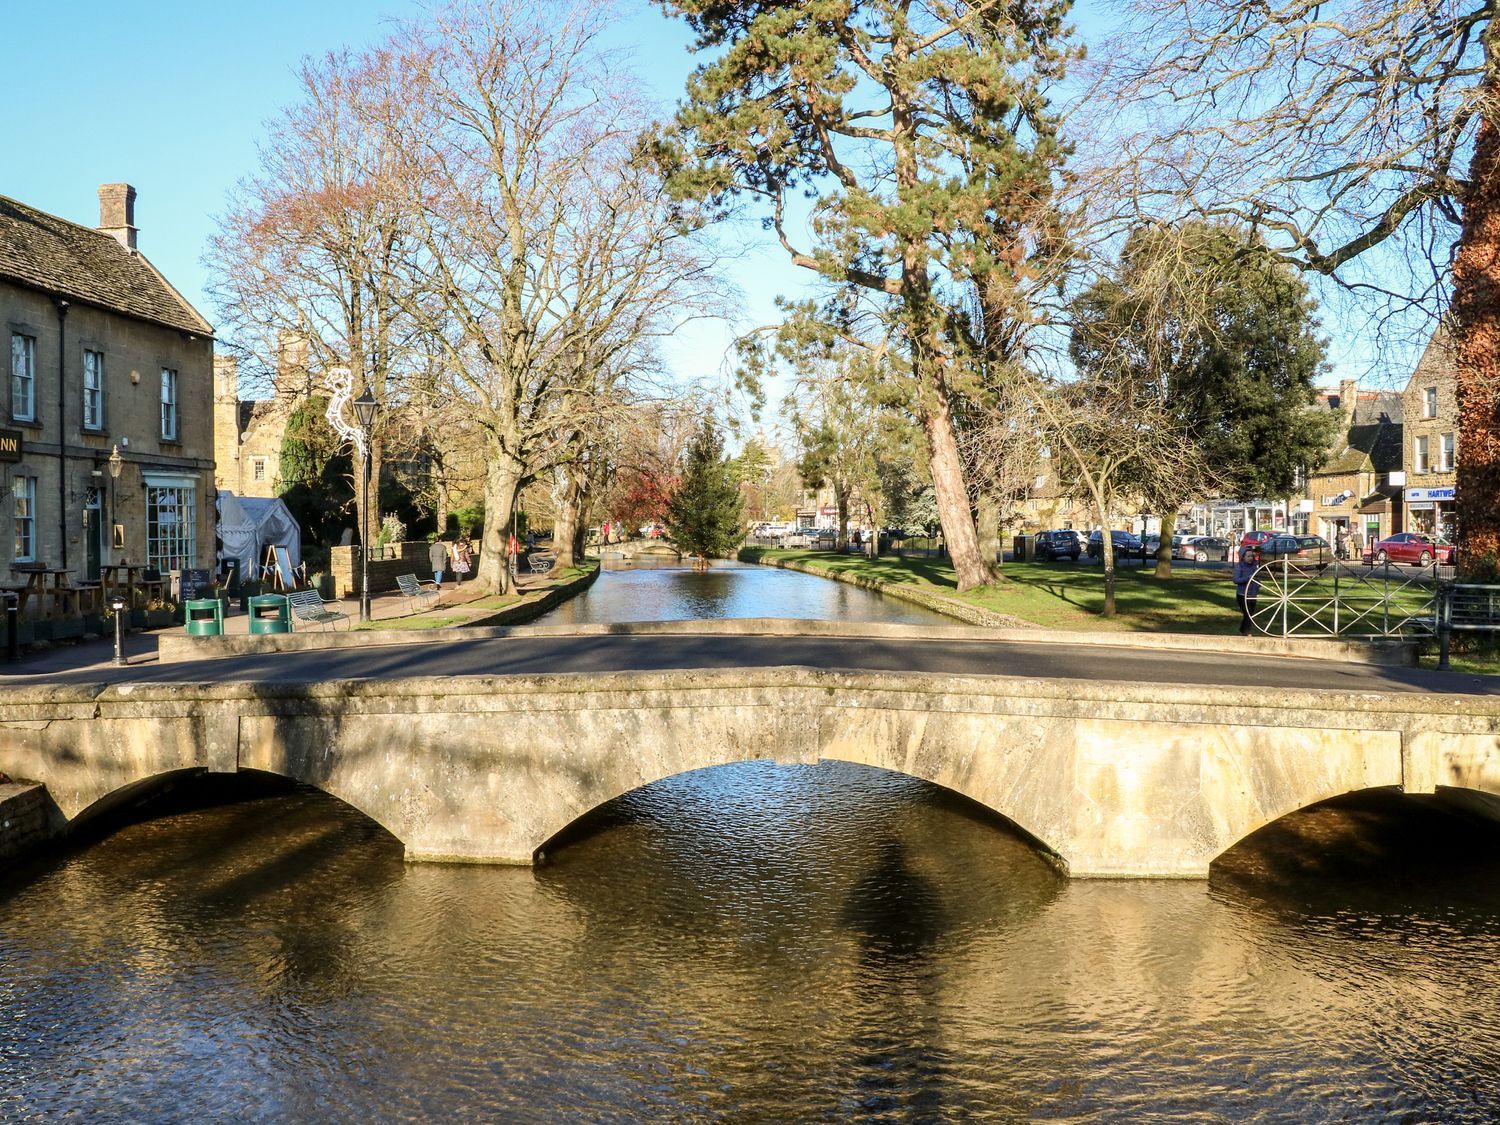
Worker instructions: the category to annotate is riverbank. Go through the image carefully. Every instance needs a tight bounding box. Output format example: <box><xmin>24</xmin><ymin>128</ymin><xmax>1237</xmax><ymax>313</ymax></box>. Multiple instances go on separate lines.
<box><xmin>156</xmin><ymin>561</ymin><xmax>599</xmax><ymax>661</ymax></box>
<box><xmin>740</xmin><ymin>547</ymin><xmax>1244</xmax><ymax>633</ymax></box>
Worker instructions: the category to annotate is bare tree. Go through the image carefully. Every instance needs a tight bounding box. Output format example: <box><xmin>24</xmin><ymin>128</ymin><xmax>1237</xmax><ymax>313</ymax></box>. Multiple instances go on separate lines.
<box><xmin>381</xmin><ymin>1</ymin><xmax>723</xmax><ymax>592</ymax></box>
<box><xmin>1104</xmin><ymin>0</ymin><xmax>1500</xmax><ymax>562</ymax></box>
<box><xmin>207</xmin><ymin>47</ymin><xmax>419</xmax><ymax>551</ymax></box>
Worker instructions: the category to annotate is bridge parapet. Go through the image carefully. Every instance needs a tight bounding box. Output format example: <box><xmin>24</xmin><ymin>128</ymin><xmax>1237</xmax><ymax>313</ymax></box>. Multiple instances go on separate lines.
<box><xmin>2</xmin><ymin>669</ymin><xmax>1498</xmax><ymax>877</ymax></box>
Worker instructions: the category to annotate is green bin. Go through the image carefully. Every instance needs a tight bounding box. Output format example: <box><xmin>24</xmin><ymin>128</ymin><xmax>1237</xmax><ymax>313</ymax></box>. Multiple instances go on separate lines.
<box><xmin>247</xmin><ymin>594</ymin><xmax>290</xmax><ymax>635</ymax></box>
<box><xmin>184</xmin><ymin>597</ymin><xmax>224</xmax><ymax>637</ymax></box>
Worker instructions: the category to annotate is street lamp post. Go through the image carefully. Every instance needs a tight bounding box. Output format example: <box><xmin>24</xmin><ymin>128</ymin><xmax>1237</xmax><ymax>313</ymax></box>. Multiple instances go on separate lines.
<box><xmin>352</xmin><ymin>388</ymin><xmax>378</xmax><ymax>623</ymax></box>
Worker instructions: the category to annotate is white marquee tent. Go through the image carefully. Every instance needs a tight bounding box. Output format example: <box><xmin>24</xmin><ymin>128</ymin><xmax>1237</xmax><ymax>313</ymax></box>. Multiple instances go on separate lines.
<box><xmin>216</xmin><ymin>491</ymin><xmax>302</xmax><ymax>585</ymax></box>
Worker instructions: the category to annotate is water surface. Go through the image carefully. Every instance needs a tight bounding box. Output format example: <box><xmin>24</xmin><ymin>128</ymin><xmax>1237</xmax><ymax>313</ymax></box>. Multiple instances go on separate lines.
<box><xmin>538</xmin><ymin>558</ymin><xmax>953</xmax><ymax>626</ymax></box>
<box><xmin>4</xmin><ymin>769</ymin><xmax>1500</xmax><ymax>1121</ymax></box>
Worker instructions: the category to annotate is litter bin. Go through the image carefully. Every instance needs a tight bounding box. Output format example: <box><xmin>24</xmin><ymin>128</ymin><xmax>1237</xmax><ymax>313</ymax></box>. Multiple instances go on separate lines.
<box><xmin>247</xmin><ymin>594</ymin><xmax>290</xmax><ymax>635</ymax></box>
<box><xmin>184</xmin><ymin>597</ymin><xmax>224</xmax><ymax>637</ymax></box>
<box><xmin>1012</xmin><ymin>534</ymin><xmax>1035</xmax><ymax>563</ymax></box>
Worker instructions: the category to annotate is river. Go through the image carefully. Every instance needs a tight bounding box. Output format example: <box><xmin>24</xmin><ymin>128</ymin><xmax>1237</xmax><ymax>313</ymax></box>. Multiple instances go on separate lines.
<box><xmin>535</xmin><ymin>557</ymin><xmax>954</xmax><ymax>626</ymax></box>
<box><xmin>4</xmin><ymin>562</ymin><xmax>1500</xmax><ymax>1119</ymax></box>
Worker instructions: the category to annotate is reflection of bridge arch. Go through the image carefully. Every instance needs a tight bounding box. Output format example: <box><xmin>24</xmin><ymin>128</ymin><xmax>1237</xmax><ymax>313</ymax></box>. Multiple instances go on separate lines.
<box><xmin>4</xmin><ymin>669</ymin><xmax>1500</xmax><ymax>877</ymax></box>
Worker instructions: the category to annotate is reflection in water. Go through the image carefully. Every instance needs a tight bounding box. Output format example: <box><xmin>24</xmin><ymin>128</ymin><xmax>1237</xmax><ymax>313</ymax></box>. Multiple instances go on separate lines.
<box><xmin>3</xmin><ymin>764</ymin><xmax>1500</xmax><ymax>1119</ymax></box>
<box><xmin>538</xmin><ymin>559</ymin><xmax>954</xmax><ymax>625</ymax></box>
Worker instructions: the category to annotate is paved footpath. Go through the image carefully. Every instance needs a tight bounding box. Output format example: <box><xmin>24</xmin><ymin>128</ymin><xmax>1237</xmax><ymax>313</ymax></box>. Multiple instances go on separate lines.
<box><xmin>3</xmin><ymin>623</ymin><xmax>1493</xmax><ymax>698</ymax></box>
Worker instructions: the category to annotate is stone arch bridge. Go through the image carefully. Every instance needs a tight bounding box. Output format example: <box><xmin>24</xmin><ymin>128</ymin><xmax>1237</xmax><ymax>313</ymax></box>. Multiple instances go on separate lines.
<box><xmin>5</xmin><ymin>665</ymin><xmax>1500</xmax><ymax>877</ymax></box>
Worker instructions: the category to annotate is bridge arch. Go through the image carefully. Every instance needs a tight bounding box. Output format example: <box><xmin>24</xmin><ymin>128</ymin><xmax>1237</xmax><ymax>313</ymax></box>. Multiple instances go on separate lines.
<box><xmin>532</xmin><ymin>757</ymin><xmax>1065</xmax><ymax>868</ymax></box>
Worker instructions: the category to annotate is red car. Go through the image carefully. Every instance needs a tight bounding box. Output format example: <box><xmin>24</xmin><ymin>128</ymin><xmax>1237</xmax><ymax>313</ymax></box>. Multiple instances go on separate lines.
<box><xmin>1371</xmin><ymin>531</ymin><xmax>1456</xmax><ymax>566</ymax></box>
<box><xmin>1236</xmin><ymin>530</ymin><xmax>1275</xmax><ymax>561</ymax></box>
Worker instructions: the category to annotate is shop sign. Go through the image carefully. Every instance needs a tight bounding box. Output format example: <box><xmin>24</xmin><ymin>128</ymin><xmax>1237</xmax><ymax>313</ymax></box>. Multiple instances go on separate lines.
<box><xmin>0</xmin><ymin>428</ymin><xmax>21</xmax><ymax>462</ymax></box>
<box><xmin>1404</xmin><ymin>486</ymin><xmax>1455</xmax><ymax>502</ymax></box>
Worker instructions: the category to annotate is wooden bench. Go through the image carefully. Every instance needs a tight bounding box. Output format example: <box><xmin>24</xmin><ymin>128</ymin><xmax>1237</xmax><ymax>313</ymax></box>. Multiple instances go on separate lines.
<box><xmin>395</xmin><ymin>573</ymin><xmax>439</xmax><ymax>615</ymax></box>
<box><xmin>288</xmin><ymin>589</ymin><xmax>350</xmax><ymax>631</ymax></box>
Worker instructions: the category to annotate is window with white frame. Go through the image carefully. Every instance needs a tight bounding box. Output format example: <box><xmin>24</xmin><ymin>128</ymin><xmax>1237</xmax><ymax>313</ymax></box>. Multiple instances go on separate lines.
<box><xmin>160</xmin><ymin>368</ymin><xmax>178</xmax><ymax>440</ymax></box>
<box><xmin>11</xmin><ymin>334</ymin><xmax>35</xmax><ymax>422</ymax></box>
<box><xmin>13</xmin><ymin>475</ymin><xmax>36</xmax><ymax>561</ymax></box>
<box><xmin>146</xmin><ymin>482</ymin><xmax>195</xmax><ymax>572</ymax></box>
<box><xmin>1414</xmin><ymin>435</ymin><xmax>1430</xmax><ymax>473</ymax></box>
<box><xmin>252</xmin><ymin>457</ymin><xmax>267</xmax><ymax>483</ymax></box>
<box><xmin>1441</xmin><ymin>432</ymin><xmax>1456</xmax><ymax>471</ymax></box>
<box><xmin>83</xmin><ymin>349</ymin><xmax>104</xmax><ymax>431</ymax></box>
<box><xmin>1424</xmin><ymin>386</ymin><xmax>1438</xmax><ymax>418</ymax></box>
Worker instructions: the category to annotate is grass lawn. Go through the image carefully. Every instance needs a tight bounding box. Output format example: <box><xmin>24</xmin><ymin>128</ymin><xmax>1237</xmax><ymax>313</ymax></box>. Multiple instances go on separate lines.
<box><xmin>741</xmin><ymin>548</ymin><xmax>1242</xmax><ymax>633</ymax></box>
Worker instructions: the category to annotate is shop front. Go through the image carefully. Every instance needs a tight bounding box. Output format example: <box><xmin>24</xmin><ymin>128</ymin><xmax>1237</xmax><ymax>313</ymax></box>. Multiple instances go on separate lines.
<box><xmin>1404</xmin><ymin>486</ymin><xmax>1455</xmax><ymax>538</ymax></box>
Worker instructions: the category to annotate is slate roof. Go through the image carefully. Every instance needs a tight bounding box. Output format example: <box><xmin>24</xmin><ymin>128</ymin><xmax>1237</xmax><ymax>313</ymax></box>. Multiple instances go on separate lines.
<box><xmin>0</xmin><ymin>194</ymin><xmax>212</xmax><ymax>337</ymax></box>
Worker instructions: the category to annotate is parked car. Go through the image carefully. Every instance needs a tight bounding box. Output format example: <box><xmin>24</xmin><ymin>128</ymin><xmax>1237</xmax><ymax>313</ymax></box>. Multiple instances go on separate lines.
<box><xmin>1371</xmin><ymin>531</ymin><xmax>1457</xmax><ymax>566</ymax></box>
<box><xmin>1244</xmin><ymin>534</ymin><xmax>1333</xmax><ymax>570</ymax></box>
<box><xmin>1177</xmin><ymin>535</ymin><xmax>1232</xmax><ymax>562</ymax></box>
<box><xmin>1036</xmin><ymin>529</ymin><xmax>1083</xmax><ymax>561</ymax></box>
<box><xmin>1087</xmin><ymin>530</ymin><xmax>1145</xmax><ymax>560</ymax></box>
<box><xmin>1239</xmin><ymin>530</ymin><xmax>1276</xmax><ymax>553</ymax></box>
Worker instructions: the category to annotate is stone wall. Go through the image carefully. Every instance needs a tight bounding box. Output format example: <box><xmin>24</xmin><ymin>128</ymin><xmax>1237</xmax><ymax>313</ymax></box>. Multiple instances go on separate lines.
<box><xmin>328</xmin><ymin>540</ymin><xmax>458</xmax><ymax>599</ymax></box>
<box><xmin>0</xmin><ymin>783</ymin><xmax>63</xmax><ymax>866</ymax></box>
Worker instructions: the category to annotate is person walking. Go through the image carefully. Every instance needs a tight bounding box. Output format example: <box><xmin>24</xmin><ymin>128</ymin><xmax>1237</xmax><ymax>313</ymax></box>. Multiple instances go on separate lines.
<box><xmin>429</xmin><ymin>536</ymin><xmax>449</xmax><ymax>591</ymax></box>
<box><xmin>451</xmin><ymin>535</ymin><xmax>473</xmax><ymax>584</ymax></box>
<box><xmin>1233</xmin><ymin>549</ymin><xmax>1262</xmax><ymax>636</ymax></box>
<box><xmin>1334</xmin><ymin>525</ymin><xmax>1348</xmax><ymax>561</ymax></box>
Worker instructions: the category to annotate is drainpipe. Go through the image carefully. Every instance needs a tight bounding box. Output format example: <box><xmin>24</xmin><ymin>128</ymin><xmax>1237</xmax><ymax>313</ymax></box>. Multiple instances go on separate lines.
<box><xmin>54</xmin><ymin>298</ymin><xmax>70</xmax><ymax>572</ymax></box>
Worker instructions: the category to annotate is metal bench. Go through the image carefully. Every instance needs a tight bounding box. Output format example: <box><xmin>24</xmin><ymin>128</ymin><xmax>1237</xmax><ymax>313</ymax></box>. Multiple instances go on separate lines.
<box><xmin>395</xmin><ymin>573</ymin><xmax>439</xmax><ymax>614</ymax></box>
<box><xmin>287</xmin><ymin>589</ymin><xmax>350</xmax><ymax>631</ymax></box>
<box><xmin>527</xmin><ymin>552</ymin><xmax>555</xmax><ymax>574</ymax></box>
<box><xmin>1438</xmin><ymin>583</ymin><xmax>1500</xmax><ymax>668</ymax></box>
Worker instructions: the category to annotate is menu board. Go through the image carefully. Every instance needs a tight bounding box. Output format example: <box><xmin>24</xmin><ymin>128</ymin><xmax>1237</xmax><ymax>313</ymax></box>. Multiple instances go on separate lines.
<box><xmin>178</xmin><ymin>568</ymin><xmax>212</xmax><ymax>600</ymax></box>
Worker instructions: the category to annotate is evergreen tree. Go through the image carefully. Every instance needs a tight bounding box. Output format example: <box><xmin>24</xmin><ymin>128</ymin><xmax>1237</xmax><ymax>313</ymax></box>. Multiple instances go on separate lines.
<box><xmin>277</xmin><ymin>396</ymin><xmax>353</xmax><ymax>551</ymax></box>
<box><xmin>1070</xmin><ymin>221</ymin><xmax>1337</xmax><ymax>576</ymax></box>
<box><xmin>660</xmin><ymin>0</ymin><xmax>1078</xmax><ymax>591</ymax></box>
<box><xmin>665</xmin><ymin>421</ymin><xmax>745</xmax><ymax>562</ymax></box>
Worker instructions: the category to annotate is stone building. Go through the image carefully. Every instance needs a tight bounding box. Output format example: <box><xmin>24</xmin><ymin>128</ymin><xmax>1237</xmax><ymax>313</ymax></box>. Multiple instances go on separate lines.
<box><xmin>1301</xmin><ymin>379</ymin><xmax>1404</xmax><ymax>548</ymax></box>
<box><xmin>213</xmin><ymin>336</ymin><xmax>314</xmax><ymax>500</ymax></box>
<box><xmin>1399</xmin><ymin>326</ymin><xmax>1458</xmax><ymax>538</ymax></box>
<box><xmin>0</xmin><ymin>185</ymin><xmax>215</xmax><ymax>582</ymax></box>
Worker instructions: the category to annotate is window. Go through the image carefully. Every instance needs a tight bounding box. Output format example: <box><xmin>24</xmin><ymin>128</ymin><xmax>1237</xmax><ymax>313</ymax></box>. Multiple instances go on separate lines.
<box><xmin>10</xmin><ymin>334</ymin><xmax>35</xmax><ymax>421</ymax></box>
<box><xmin>13</xmin><ymin>476</ymin><xmax>35</xmax><ymax>561</ymax></box>
<box><xmin>1414</xmin><ymin>435</ymin><xmax>1429</xmax><ymax>473</ymax></box>
<box><xmin>146</xmin><ymin>483</ymin><xmax>195</xmax><ymax>572</ymax></box>
<box><xmin>83</xmin><ymin>349</ymin><xmax>104</xmax><ymax>431</ymax></box>
<box><xmin>160</xmin><ymin>368</ymin><xmax>178</xmax><ymax>440</ymax></box>
<box><xmin>1424</xmin><ymin>386</ymin><xmax>1438</xmax><ymax>418</ymax></box>
<box><xmin>252</xmin><ymin>457</ymin><xmax>267</xmax><ymax>483</ymax></box>
<box><xmin>1441</xmin><ymin>432</ymin><xmax>1456</xmax><ymax>471</ymax></box>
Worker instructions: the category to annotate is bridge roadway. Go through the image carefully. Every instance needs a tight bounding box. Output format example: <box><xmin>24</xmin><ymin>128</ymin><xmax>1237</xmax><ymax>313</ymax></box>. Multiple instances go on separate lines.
<box><xmin>4</xmin><ymin>624</ymin><xmax>1499</xmax><ymax>879</ymax></box>
<box><xmin>12</xmin><ymin>626</ymin><xmax>1496</xmax><ymax>696</ymax></box>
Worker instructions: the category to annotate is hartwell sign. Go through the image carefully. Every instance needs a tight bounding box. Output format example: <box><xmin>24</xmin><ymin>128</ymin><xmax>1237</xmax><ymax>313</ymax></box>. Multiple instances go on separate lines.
<box><xmin>1405</xmin><ymin>486</ymin><xmax>1456</xmax><ymax>502</ymax></box>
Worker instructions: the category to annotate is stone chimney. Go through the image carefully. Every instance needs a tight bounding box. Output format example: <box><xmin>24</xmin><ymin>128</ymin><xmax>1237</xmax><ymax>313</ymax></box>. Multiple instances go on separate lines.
<box><xmin>1339</xmin><ymin>378</ymin><xmax>1358</xmax><ymax>427</ymax></box>
<box><xmin>97</xmin><ymin>183</ymin><xmax>138</xmax><ymax>250</ymax></box>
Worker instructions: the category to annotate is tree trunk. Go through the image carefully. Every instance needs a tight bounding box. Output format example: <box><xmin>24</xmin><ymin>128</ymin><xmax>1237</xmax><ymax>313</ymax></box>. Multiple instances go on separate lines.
<box><xmin>835</xmin><ymin>486</ymin><xmax>850</xmax><ymax>551</ymax></box>
<box><xmin>1452</xmin><ymin>54</ymin><xmax>1500</xmax><ymax>569</ymax></box>
<box><xmin>922</xmin><ymin>393</ymin><xmax>993</xmax><ymax>591</ymax></box>
<box><xmin>553</xmin><ymin>467</ymin><xmax>583</xmax><ymax>569</ymax></box>
<box><xmin>1154</xmin><ymin>509</ymin><xmax>1177</xmax><ymax>579</ymax></box>
<box><xmin>478</xmin><ymin>449</ymin><xmax>523</xmax><ymax>595</ymax></box>
<box><xmin>976</xmin><ymin>490</ymin><xmax>1002</xmax><ymax>573</ymax></box>
<box><xmin>1101</xmin><ymin>532</ymin><xmax>1116</xmax><ymax>617</ymax></box>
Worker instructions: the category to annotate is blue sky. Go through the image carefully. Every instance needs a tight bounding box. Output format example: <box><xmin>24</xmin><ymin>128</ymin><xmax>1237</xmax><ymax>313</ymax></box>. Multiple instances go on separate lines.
<box><xmin>2</xmin><ymin>0</ymin><xmax>1420</xmax><ymax>422</ymax></box>
<box><xmin>0</xmin><ymin>0</ymin><xmax>805</xmax><ymax>407</ymax></box>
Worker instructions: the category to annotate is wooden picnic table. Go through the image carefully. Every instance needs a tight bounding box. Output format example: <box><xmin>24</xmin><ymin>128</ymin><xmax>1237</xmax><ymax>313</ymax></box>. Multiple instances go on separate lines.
<box><xmin>100</xmin><ymin>563</ymin><xmax>162</xmax><ymax>606</ymax></box>
<box><xmin>12</xmin><ymin>567</ymin><xmax>81</xmax><ymax>620</ymax></box>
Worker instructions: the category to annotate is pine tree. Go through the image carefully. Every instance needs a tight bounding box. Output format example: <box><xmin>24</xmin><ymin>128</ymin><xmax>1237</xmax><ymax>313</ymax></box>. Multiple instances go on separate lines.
<box><xmin>665</xmin><ymin>421</ymin><xmax>745</xmax><ymax>564</ymax></box>
<box><xmin>661</xmin><ymin>0</ymin><xmax>1078</xmax><ymax>591</ymax></box>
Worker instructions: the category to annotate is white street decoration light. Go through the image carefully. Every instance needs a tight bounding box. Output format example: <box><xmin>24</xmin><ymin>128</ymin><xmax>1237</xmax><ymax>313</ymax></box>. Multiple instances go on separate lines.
<box><xmin>325</xmin><ymin>367</ymin><xmax>379</xmax><ymax>622</ymax></box>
